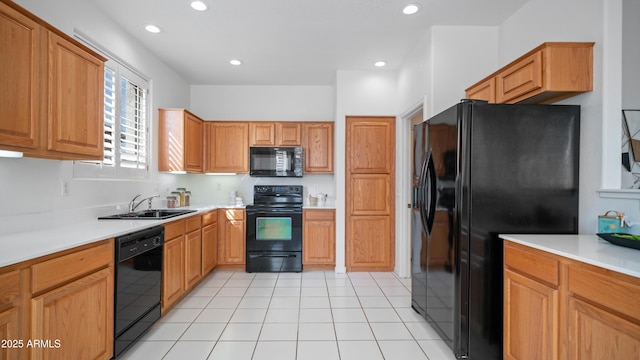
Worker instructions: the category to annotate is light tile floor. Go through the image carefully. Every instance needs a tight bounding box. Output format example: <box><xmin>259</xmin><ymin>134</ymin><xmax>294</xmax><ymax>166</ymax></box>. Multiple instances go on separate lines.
<box><xmin>119</xmin><ymin>270</ymin><xmax>456</xmax><ymax>360</ymax></box>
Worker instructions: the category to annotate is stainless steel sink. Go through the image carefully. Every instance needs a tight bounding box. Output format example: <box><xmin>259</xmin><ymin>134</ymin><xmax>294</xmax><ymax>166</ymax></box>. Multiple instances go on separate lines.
<box><xmin>98</xmin><ymin>209</ymin><xmax>197</xmax><ymax>220</ymax></box>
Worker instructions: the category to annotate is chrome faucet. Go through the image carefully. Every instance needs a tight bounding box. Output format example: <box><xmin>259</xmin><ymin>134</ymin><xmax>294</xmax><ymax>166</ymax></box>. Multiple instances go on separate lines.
<box><xmin>129</xmin><ymin>194</ymin><xmax>159</xmax><ymax>213</ymax></box>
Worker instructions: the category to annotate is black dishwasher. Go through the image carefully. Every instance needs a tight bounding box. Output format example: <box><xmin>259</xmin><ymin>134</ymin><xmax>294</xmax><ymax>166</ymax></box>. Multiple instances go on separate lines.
<box><xmin>114</xmin><ymin>226</ymin><xmax>164</xmax><ymax>358</ymax></box>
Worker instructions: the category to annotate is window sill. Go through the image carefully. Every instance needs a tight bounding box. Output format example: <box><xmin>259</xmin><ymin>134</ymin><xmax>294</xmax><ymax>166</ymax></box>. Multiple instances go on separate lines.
<box><xmin>598</xmin><ymin>189</ymin><xmax>640</xmax><ymax>200</ymax></box>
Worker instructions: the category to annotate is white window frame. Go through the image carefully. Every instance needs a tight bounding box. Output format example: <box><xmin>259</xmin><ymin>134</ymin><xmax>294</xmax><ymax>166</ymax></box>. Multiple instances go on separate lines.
<box><xmin>72</xmin><ymin>32</ymin><xmax>151</xmax><ymax>180</ymax></box>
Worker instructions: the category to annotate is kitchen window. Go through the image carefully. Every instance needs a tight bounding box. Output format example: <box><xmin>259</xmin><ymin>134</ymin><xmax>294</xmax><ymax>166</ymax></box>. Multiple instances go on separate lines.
<box><xmin>73</xmin><ymin>34</ymin><xmax>150</xmax><ymax>179</ymax></box>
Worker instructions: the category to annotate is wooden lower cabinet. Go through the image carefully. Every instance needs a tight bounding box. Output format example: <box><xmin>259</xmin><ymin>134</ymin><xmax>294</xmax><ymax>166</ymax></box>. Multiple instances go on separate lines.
<box><xmin>217</xmin><ymin>209</ymin><xmax>246</xmax><ymax>266</ymax></box>
<box><xmin>504</xmin><ymin>240</ymin><xmax>640</xmax><ymax>360</ymax></box>
<box><xmin>31</xmin><ymin>267</ymin><xmax>113</xmax><ymax>360</ymax></box>
<box><xmin>0</xmin><ymin>307</ymin><xmax>20</xmax><ymax>360</ymax></box>
<box><xmin>0</xmin><ymin>269</ymin><xmax>23</xmax><ymax>360</ymax></box>
<box><xmin>568</xmin><ymin>297</ymin><xmax>640</xmax><ymax>358</ymax></box>
<box><xmin>184</xmin><ymin>231</ymin><xmax>201</xmax><ymax>291</ymax></box>
<box><xmin>201</xmin><ymin>211</ymin><xmax>218</xmax><ymax>274</ymax></box>
<box><xmin>504</xmin><ymin>269</ymin><xmax>558</xmax><ymax>360</ymax></box>
<box><xmin>302</xmin><ymin>209</ymin><xmax>335</xmax><ymax>268</ymax></box>
<box><xmin>184</xmin><ymin>217</ymin><xmax>202</xmax><ymax>291</ymax></box>
<box><xmin>162</xmin><ymin>228</ymin><xmax>185</xmax><ymax>313</ymax></box>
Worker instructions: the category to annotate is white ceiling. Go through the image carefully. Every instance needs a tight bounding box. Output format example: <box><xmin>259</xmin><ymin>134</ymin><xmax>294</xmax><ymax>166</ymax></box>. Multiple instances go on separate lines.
<box><xmin>89</xmin><ymin>0</ymin><xmax>528</xmax><ymax>85</ymax></box>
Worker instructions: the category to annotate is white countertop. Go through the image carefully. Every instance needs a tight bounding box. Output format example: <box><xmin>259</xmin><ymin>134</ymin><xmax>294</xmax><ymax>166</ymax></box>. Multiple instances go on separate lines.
<box><xmin>501</xmin><ymin>234</ymin><xmax>640</xmax><ymax>279</ymax></box>
<box><xmin>0</xmin><ymin>204</ymin><xmax>244</xmax><ymax>268</ymax></box>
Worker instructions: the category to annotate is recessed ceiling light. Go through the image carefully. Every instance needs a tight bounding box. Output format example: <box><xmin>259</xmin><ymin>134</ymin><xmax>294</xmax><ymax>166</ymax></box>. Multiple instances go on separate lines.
<box><xmin>230</xmin><ymin>59</ymin><xmax>243</xmax><ymax>66</ymax></box>
<box><xmin>190</xmin><ymin>1</ymin><xmax>207</xmax><ymax>11</ymax></box>
<box><xmin>144</xmin><ymin>24</ymin><xmax>161</xmax><ymax>33</ymax></box>
<box><xmin>374</xmin><ymin>61</ymin><xmax>387</xmax><ymax>67</ymax></box>
<box><xmin>403</xmin><ymin>4</ymin><xmax>421</xmax><ymax>15</ymax></box>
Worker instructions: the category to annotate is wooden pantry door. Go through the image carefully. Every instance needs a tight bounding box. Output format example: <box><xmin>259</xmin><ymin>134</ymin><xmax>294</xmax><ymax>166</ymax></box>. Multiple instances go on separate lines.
<box><xmin>346</xmin><ymin>116</ymin><xmax>395</xmax><ymax>271</ymax></box>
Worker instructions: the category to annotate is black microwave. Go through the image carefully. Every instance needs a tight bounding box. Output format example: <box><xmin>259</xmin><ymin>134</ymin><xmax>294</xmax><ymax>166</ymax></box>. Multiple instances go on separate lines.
<box><xmin>249</xmin><ymin>147</ymin><xmax>303</xmax><ymax>177</ymax></box>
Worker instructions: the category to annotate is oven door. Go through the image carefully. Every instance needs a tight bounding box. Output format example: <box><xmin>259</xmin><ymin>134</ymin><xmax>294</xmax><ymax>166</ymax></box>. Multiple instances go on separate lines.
<box><xmin>246</xmin><ymin>207</ymin><xmax>302</xmax><ymax>252</ymax></box>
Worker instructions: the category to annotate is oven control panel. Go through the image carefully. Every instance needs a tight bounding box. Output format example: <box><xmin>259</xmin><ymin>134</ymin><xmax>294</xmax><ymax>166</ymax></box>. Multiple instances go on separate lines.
<box><xmin>254</xmin><ymin>185</ymin><xmax>303</xmax><ymax>195</ymax></box>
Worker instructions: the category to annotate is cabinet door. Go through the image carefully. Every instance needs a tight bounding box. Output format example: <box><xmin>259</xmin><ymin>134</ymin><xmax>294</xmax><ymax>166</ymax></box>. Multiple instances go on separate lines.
<box><xmin>496</xmin><ymin>50</ymin><xmax>543</xmax><ymax>104</ymax></box>
<box><xmin>347</xmin><ymin>216</ymin><xmax>392</xmax><ymax>271</ymax></box>
<box><xmin>201</xmin><ymin>223</ymin><xmax>218</xmax><ymax>274</ymax></box>
<box><xmin>0</xmin><ymin>308</ymin><xmax>19</xmax><ymax>360</ymax></box>
<box><xmin>0</xmin><ymin>270</ymin><xmax>21</xmax><ymax>360</ymax></box>
<box><xmin>302</xmin><ymin>210</ymin><xmax>335</xmax><ymax>265</ymax></box>
<box><xmin>225</xmin><ymin>219</ymin><xmax>245</xmax><ymax>264</ymax></box>
<box><xmin>302</xmin><ymin>123</ymin><xmax>333</xmax><ymax>174</ymax></box>
<box><xmin>218</xmin><ymin>209</ymin><xmax>245</xmax><ymax>264</ymax></box>
<box><xmin>249</xmin><ymin>122</ymin><xmax>275</xmax><ymax>146</ymax></box>
<box><xmin>184</xmin><ymin>230</ymin><xmax>202</xmax><ymax>290</ymax></box>
<box><xmin>504</xmin><ymin>269</ymin><xmax>558</xmax><ymax>360</ymax></box>
<box><xmin>162</xmin><ymin>236</ymin><xmax>185</xmax><ymax>312</ymax></box>
<box><xmin>348</xmin><ymin>120</ymin><xmax>393</xmax><ymax>174</ymax></box>
<box><xmin>276</xmin><ymin>123</ymin><xmax>301</xmax><ymax>146</ymax></box>
<box><xmin>0</xmin><ymin>2</ymin><xmax>41</xmax><ymax>150</ymax></box>
<box><xmin>205</xmin><ymin>122</ymin><xmax>249</xmax><ymax>173</ymax></box>
<box><xmin>568</xmin><ymin>296</ymin><xmax>640</xmax><ymax>359</ymax></box>
<box><xmin>184</xmin><ymin>112</ymin><xmax>203</xmax><ymax>173</ymax></box>
<box><xmin>466</xmin><ymin>77</ymin><xmax>495</xmax><ymax>103</ymax></box>
<box><xmin>31</xmin><ymin>267</ymin><xmax>113</xmax><ymax>360</ymax></box>
<box><xmin>47</xmin><ymin>32</ymin><xmax>104</xmax><ymax>159</ymax></box>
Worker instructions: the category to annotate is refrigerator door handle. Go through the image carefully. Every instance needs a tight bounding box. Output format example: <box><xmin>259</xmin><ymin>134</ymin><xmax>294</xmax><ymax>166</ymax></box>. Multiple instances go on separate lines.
<box><xmin>419</xmin><ymin>152</ymin><xmax>437</xmax><ymax>235</ymax></box>
<box><xmin>425</xmin><ymin>154</ymin><xmax>437</xmax><ymax>233</ymax></box>
<box><xmin>418</xmin><ymin>154</ymin><xmax>429</xmax><ymax>236</ymax></box>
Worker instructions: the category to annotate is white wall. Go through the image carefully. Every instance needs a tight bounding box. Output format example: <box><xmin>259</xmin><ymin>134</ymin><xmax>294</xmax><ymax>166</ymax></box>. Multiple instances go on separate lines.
<box><xmin>188</xmin><ymin>84</ymin><xmax>337</xmax><ymax>206</ymax></box>
<box><xmin>0</xmin><ymin>0</ymin><xmax>191</xmax><ymax>233</ymax></box>
<box><xmin>395</xmin><ymin>0</ymin><xmax>639</xmax><ymax>236</ymax></box>
<box><xmin>497</xmin><ymin>0</ymin><xmax>640</xmax><ymax>233</ymax></box>
<box><xmin>190</xmin><ymin>85</ymin><xmax>334</xmax><ymax>121</ymax></box>
<box><xmin>429</xmin><ymin>26</ymin><xmax>500</xmax><ymax>116</ymax></box>
<box><xmin>622</xmin><ymin>0</ymin><xmax>640</xmax><ymax>107</ymax></box>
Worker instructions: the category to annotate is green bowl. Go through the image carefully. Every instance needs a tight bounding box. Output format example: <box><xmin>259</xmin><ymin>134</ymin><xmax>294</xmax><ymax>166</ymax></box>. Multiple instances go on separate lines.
<box><xmin>597</xmin><ymin>233</ymin><xmax>640</xmax><ymax>250</ymax></box>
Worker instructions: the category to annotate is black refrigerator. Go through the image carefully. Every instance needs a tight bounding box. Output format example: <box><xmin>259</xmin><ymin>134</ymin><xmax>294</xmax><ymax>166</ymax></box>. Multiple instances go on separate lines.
<box><xmin>410</xmin><ymin>99</ymin><xmax>579</xmax><ymax>359</ymax></box>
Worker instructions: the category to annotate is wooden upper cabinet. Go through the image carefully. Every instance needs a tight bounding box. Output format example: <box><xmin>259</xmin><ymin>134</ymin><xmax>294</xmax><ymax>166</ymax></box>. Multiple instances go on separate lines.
<box><xmin>276</xmin><ymin>122</ymin><xmax>301</xmax><ymax>146</ymax></box>
<box><xmin>249</xmin><ymin>122</ymin><xmax>301</xmax><ymax>146</ymax></box>
<box><xmin>466</xmin><ymin>77</ymin><xmax>496</xmax><ymax>103</ymax></box>
<box><xmin>0</xmin><ymin>1</ymin><xmax>106</xmax><ymax>160</ymax></box>
<box><xmin>302</xmin><ymin>122</ymin><xmax>334</xmax><ymax>174</ymax></box>
<box><xmin>0</xmin><ymin>1</ymin><xmax>41</xmax><ymax>151</ymax></box>
<box><xmin>249</xmin><ymin>122</ymin><xmax>275</xmax><ymax>146</ymax></box>
<box><xmin>158</xmin><ymin>109</ymin><xmax>204</xmax><ymax>173</ymax></box>
<box><xmin>466</xmin><ymin>42</ymin><xmax>594</xmax><ymax>104</ymax></box>
<box><xmin>47</xmin><ymin>32</ymin><xmax>104</xmax><ymax>158</ymax></box>
<box><xmin>205</xmin><ymin>122</ymin><xmax>249</xmax><ymax>173</ymax></box>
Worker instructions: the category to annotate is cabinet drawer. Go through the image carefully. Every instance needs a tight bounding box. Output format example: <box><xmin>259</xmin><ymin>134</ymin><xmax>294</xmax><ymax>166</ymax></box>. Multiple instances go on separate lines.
<box><xmin>304</xmin><ymin>209</ymin><xmax>335</xmax><ymax>221</ymax></box>
<box><xmin>568</xmin><ymin>265</ymin><xmax>640</xmax><ymax>321</ymax></box>
<box><xmin>186</xmin><ymin>215</ymin><xmax>202</xmax><ymax>233</ymax></box>
<box><xmin>202</xmin><ymin>210</ymin><xmax>217</xmax><ymax>226</ymax></box>
<box><xmin>164</xmin><ymin>219</ymin><xmax>185</xmax><ymax>240</ymax></box>
<box><xmin>0</xmin><ymin>270</ymin><xmax>20</xmax><ymax>308</ymax></box>
<box><xmin>31</xmin><ymin>241</ymin><xmax>113</xmax><ymax>294</ymax></box>
<box><xmin>504</xmin><ymin>243</ymin><xmax>559</xmax><ymax>286</ymax></box>
<box><xmin>222</xmin><ymin>209</ymin><xmax>245</xmax><ymax>221</ymax></box>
